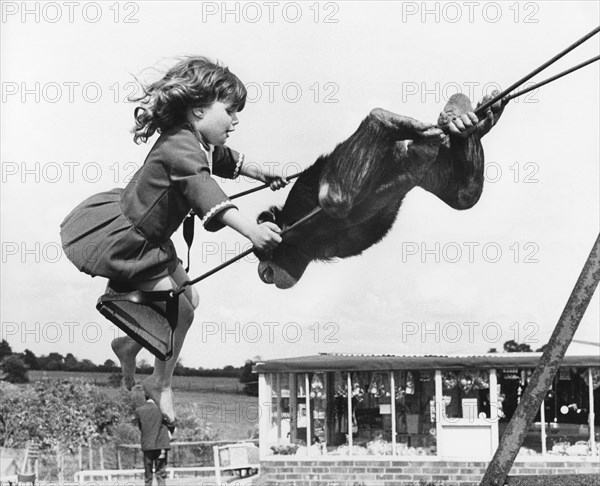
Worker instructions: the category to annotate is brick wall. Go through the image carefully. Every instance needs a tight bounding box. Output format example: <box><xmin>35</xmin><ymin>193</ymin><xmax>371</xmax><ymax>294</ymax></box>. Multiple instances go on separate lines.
<box><xmin>257</xmin><ymin>457</ymin><xmax>600</xmax><ymax>486</ymax></box>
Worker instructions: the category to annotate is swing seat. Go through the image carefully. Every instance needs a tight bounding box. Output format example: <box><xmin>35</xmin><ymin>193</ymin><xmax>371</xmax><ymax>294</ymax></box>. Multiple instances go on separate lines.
<box><xmin>96</xmin><ymin>281</ymin><xmax>179</xmax><ymax>361</ymax></box>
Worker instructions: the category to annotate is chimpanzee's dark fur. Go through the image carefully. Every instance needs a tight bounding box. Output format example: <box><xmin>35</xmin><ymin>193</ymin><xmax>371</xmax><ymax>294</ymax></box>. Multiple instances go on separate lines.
<box><xmin>258</xmin><ymin>94</ymin><xmax>491</xmax><ymax>289</ymax></box>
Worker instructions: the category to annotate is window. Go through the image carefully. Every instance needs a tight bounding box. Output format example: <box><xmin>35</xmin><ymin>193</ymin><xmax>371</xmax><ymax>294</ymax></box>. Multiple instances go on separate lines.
<box><xmin>441</xmin><ymin>370</ymin><xmax>491</xmax><ymax>420</ymax></box>
<box><xmin>393</xmin><ymin>370</ymin><xmax>436</xmax><ymax>454</ymax></box>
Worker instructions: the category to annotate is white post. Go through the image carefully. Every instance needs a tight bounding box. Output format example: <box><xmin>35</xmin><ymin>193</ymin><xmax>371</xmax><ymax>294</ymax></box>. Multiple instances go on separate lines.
<box><xmin>276</xmin><ymin>373</ymin><xmax>282</xmax><ymax>442</ymax></box>
<box><xmin>305</xmin><ymin>374</ymin><xmax>311</xmax><ymax>446</ymax></box>
<box><xmin>213</xmin><ymin>445</ymin><xmax>221</xmax><ymax>484</ymax></box>
<box><xmin>323</xmin><ymin>372</ymin><xmax>329</xmax><ymax>450</ymax></box>
<box><xmin>347</xmin><ymin>373</ymin><xmax>353</xmax><ymax>455</ymax></box>
<box><xmin>489</xmin><ymin>369</ymin><xmax>499</xmax><ymax>454</ymax></box>
<box><xmin>540</xmin><ymin>400</ymin><xmax>547</xmax><ymax>455</ymax></box>
<box><xmin>435</xmin><ymin>370</ymin><xmax>443</xmax><ymax>456</ymax></box>
<box><xmin>289</xmin><ymin>373</ymin><xmax>297</xmax><ymax>443</ymax></box>
<box><xmin>258</xmin><ymin>373</ymin><xmax>271</xmax><ymax>459</ymax></box>
<box><xmin>390</xmin><ymin>371</ymin><xmax>396</xmax><ymax>455</ymax></box>
<box><xmin>589</xmin><ymin>367</ymin><xmax>597</xmax><ymax>456</ymax></box>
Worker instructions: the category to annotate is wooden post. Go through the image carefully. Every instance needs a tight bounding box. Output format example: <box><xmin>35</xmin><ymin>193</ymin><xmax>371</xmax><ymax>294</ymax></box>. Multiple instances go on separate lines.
<box><xmin>99</xmin><ymin>446</ymin><xmax>104</xmax><ymax>470</ymax></box>
<box><xmin>78</xmin><ymin>445</ymin><xmax>83</xmax><ymax>472</ymax></box>
<box><xmin>117</xmin><ymin>446</ymin><xmax>122</xmax><ymax>470</ymax></box>
<box><xmin>480</xmin><ymin>234</ymin><xmax>600</xmax><ymax>486</ymax></box>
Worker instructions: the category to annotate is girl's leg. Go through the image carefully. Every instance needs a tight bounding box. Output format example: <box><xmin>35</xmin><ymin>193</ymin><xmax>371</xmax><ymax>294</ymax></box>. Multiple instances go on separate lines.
<box><xmin>110</xmin><ymin>271</ymin><xmax>199</xmax><ymax>390</ymax></box>
<box><xmin>111</xmin><ymin>336</ymin><xmax>142</xmax><ymax>389</ymax></box>
<box><xmin>130</xmin><ymin>264</ymin><xmax>198</xmax><ymax>422</ymax></box>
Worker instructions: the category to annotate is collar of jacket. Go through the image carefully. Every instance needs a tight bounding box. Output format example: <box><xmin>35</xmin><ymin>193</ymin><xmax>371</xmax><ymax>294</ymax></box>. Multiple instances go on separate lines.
<box><xmin>184</xmin><ymin>122</ymin><xmax>212</xmax><ymax>151</ymax></box>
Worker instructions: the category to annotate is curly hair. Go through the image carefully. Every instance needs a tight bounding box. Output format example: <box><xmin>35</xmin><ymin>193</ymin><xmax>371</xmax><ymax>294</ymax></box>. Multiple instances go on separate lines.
<box><xmin>130</xmin><ymin>56</ymin><xmax>247</xmax><ymax>144</ymax></box>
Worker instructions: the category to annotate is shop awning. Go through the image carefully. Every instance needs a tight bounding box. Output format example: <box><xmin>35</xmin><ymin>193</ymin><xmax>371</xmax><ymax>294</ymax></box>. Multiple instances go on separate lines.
<box><xmin>255</xmin><ymin>352</ymin><xmax>600</xmax><ymax>373</ymax></box>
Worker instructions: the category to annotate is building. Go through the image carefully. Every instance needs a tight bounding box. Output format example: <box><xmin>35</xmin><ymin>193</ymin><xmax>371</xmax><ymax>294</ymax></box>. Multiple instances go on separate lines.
<box><xmin>255</xmin><ymin>352</ymin><xmax>600</xmax><ymax>485</ymax></box>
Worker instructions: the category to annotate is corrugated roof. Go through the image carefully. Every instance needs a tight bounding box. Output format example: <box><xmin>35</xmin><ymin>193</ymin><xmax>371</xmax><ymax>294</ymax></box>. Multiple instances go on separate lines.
<box><xmin>254</xmin><ymin>352</ymin><xmax>600</xmax><ymax>373</ymax></box>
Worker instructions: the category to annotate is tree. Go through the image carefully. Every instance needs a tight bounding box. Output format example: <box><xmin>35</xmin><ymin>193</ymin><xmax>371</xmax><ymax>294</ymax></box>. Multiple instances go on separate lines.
<box><xmin>0</xmin><ymin>378</ymin><xmax>136</xmax><ymax>480</ymax></box>
<box><xmin>22</xmin><ymin>349</ymin><xmax>40</xmax><ymax>370</ymax></box>
<box><xmin>502</xmin><ymin>340</ymin><xmax>533</xmax><ymax>353</ymax></box>
<box><xmin>239</xmin><ymin>360</ymin><xmax>258</xmax><ymax>396</ymax></box>
<box><xmin>0</xmin><ymin>340</ymin><xmax>12</xmax><ymax>360</ymax></box>
<box><xmin>79</xmin><ymin>359</ymin><xmax>97</xmax><ymax>371</ymax></box>
<box><xmin>137</xmin><ymin>359</ymin><xmax>153</xmax><ymax>374</ymax></box>
<box><xmin>41</xmin><ymin>352</ymin><xmax>65</xmax><ymax>370</ymax></box>
<box><xmin>64</xmin><ymin>353</ymin><xmax>80</xmax><ymax>371</ymax></box>
<box><xmin>101</xmin><ymin>359</ymin><xmax>117</xmax><ymax>372</ymax></box>
<box><xmin>0</xmin><ymin>355</ymin><xmax>29</xmax><ymax>383</ymax></box>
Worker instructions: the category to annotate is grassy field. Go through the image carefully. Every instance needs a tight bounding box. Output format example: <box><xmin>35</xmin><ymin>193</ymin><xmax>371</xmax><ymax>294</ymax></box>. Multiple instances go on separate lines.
<box><xmin>27</xmin><ymin>370</ymin><xmax>257</xmax><ymax>440</ymax></box>
<box><xmin>28</xmin><ymin>370</ymin><xmax>245</xmax><ymax>393</ymax></box>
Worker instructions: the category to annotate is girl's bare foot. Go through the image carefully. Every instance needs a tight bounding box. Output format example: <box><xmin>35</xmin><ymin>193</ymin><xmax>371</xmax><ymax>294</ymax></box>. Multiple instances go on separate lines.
<box><xmin>142</xmin><ymin>377</ymin><xmax>176</xmax><ymax>423</ymax></box>
<box><xmin>111</xmin><ymin>336</ymin><xmax>140</xmax><ymax>390</ymax></box>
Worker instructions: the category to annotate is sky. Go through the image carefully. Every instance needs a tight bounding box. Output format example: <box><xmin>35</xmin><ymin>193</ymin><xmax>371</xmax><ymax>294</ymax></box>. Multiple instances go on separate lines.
<box><xmin>1</xmin><ymin>1</ymin><xmax>599</xmax><ymax>369</ymax></box>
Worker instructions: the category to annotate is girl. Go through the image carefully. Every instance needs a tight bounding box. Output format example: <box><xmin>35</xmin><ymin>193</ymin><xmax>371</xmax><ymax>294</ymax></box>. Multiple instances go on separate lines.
<box><xmin>60</xmin><ymin>56</ymin><xmax>288</xmax><ymax>423</ymax></box>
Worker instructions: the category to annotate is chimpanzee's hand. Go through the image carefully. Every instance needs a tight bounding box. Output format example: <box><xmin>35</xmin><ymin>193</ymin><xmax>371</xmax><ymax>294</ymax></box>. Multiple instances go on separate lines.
<box><xmin>417</xmin><ymin>126</ymin><xmax>447</xmax><ymax>145</ymax></box>
<box><xmin>475</xmin><ymin>90</ymin><xmax>507</xmax><ymax>137</ymax></box>
<box><xmin>448</xmin><ymin>112</ymin><xmax>479</xmax><ymax>138</ymax></box>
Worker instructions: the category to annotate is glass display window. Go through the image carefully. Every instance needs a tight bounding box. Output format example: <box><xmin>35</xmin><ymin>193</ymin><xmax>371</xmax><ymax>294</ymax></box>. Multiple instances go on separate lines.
<box><xmin>258</xmin><ymin>356</ymin><xmax>599</xmax><ymax>459</ymax></box>
<box><xmin>441</xmin><ymin>369</ymin><xmax>490</xmax><ymax>420</ymax></box>
<box><xmin>393</xmin><ymin>370</ymin><xmax>436</xmax><ymax>455</ymax></box>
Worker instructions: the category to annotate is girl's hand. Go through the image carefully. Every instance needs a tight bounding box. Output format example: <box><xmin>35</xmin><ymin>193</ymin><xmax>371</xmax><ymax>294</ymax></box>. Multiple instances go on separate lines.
<box><xmin>264</xmin><ymin>175</ymin><xmax>289</xmax><ymax>191</ymax></box>
<box><xmin>248</xmin><ymin>221</ymin><xmax>282</xmax><ymax>251</ymax></box>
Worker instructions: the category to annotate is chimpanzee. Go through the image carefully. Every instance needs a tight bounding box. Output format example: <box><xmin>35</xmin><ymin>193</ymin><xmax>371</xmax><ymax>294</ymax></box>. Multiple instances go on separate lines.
<box><xmin>256</xmin><ymin>93</ymin><xmax>506</xmax><ymax>288</ymax></box>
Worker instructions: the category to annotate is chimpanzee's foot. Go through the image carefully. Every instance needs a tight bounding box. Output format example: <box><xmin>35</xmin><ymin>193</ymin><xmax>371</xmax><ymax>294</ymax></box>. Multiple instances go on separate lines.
<box><xmin>318</xmin><ymin>182</ymin><xmax>353</xmax><ymax>218</ymax></box>
<box><xmin>437</xmin><ymin>93</ymin><xmax>474</xmax><ymax>126</ymax></box>
<box><xmin>142</xmin><ymin>377</ymin><xmax>176</xmax><ymax>423</ymax></box>
<box><xmin>111</xmin><ymin>336</ymin><xmax>141</xmax><ymax>390</ymax></box>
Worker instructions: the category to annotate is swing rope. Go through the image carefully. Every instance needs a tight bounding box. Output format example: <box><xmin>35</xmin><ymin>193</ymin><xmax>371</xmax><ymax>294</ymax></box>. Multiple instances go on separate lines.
<box><xmin>182</xmin><ymin>172</ymin><xmax>303</xmax><ymax>272</ymax></box>
<box><xmin>500</xmin><ymin>54</ymin><xmax>600</xmax><ymax>104</ymax></box>
<box><xmin>229</xmin><ymin>172</ymin><xmax>302</xmax><ymax>200</ymax></box>
<box><xmin>474</xmin><ymin>25</ymin><xmax>600</xmax><ymax>117</ymax></box>
<box><xmin>173</xmin><ymin>205</ymin><xmax>323</xmax><ymax>296</ymax></box>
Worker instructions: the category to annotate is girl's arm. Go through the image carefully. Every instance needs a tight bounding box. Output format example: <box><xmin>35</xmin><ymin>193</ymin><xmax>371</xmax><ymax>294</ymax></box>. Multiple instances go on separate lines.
<box><xmin>216</xmin><ymin>207</ymin><xmax>282</xmax><ymax>251</ymax></box>
<box><xmin>239</xmin><ymin>162</ymin><xmax>289</xmax><ymax>190</ymax></box>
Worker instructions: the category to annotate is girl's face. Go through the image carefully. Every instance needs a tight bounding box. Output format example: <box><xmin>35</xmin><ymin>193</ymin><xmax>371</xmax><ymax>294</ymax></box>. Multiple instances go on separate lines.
<box><xmin>190</xmin><ymin>100</ymin><xmax>239</xmax><ymax>146</ymax></box>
